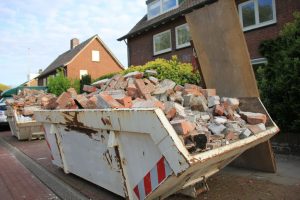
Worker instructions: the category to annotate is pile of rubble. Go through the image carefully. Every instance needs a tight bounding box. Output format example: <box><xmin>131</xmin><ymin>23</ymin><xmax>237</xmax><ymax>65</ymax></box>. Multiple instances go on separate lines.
<box><xmin>5</xmin><ymin>89</ymin><xmax>57</xmax><ymax>122</ymax></box>
<box><xmin>47</xmin><ymin>70</ymin><xmax>268</xmax><ymax>154</ymax></box>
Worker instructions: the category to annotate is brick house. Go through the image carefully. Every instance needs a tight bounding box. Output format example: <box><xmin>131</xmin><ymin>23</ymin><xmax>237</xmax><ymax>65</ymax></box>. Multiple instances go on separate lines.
<box><xmin>118</xmin><ymin>0</ymin><xmax>300</xmax><ymax>68</ymax></box>
<box><xmin>38</xmin><ymin>34</ymin><xmax>123</xmax><ymax>86</ymax></box>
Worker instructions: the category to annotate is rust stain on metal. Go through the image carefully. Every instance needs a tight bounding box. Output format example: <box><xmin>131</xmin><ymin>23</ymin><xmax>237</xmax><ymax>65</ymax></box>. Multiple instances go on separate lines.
<box><xmin>63</xmin><ymin>111</ymin><xmax>97</xmax><ymax>138</ymax></box>
<box><xmin>114</xmin><ymin>146</ymin><xmax>129</xmax><ymax>198</ymax></box>
<box><xmin>103</xmin><ymin>150</ymin><xmax>113</xmax><ymax>169</ymax></box>
<box><xmin>101</xmin><ymin>117</ymin><xmax>112</xmax><ymax>126</ymax></box>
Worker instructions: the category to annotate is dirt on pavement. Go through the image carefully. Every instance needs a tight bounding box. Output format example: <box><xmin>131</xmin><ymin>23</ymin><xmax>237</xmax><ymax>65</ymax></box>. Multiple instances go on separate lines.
<box><xmin>168</xmin><ymin>172</ymin><xmax>300</xmax><ymax>200</ymax></box>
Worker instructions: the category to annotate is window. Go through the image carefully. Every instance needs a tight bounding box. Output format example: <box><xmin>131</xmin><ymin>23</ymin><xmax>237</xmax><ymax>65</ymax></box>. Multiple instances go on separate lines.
<box><xmin>148</xmin><ymin>0</ymin><xmax>183</xmax><ymax>20</ymax></box>
<box><xmin>80</xmin><ymin>70</ymin><xmax>88</xmax><ymax>79</ymax></box>
<box><xmin>162</xmin><ymin>0</ymin><xmax>177</xmax><ymax>12</ymax></box>
<box><xmin>92</xmin><ymin>50</ymin><xmax>100</xmax><ymax>62</ymax></box>
<box><xmin>176</xmin><ymin>24</ymin><xmax>191</xmax><ymax>49</ymax></box>
<box><xmin>238</xmin><ymin>0</ymin><xmax>276</xmax><ymax>31</ymax></box>
<box><xmin>153</xmin><ymin>30</ymin><xmax>172</xmax><ymax>55</ymax></box>
<box><xmin>148</xmin><ymin>0</ymin><xmax>161</xmax><ymax>19</ymax></box>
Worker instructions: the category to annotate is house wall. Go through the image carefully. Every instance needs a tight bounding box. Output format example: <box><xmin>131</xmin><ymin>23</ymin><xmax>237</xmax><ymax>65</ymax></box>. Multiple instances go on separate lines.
<box><xmin>128</xmin><ymin>16</ymin><xmax>193</xmax><ymax>66</ymax></box>
<box><xmin>127</xmin><ymin>0</ymin><xmax>300</xmax><ymax>66</ymax></box>
<box><xmin>237</xmin><ymin>0</ymin><xmax>300</xmax><ymax>59</ymax></box>
<box><xmin>67</xmin><ymin>39</ymin><xmax>123</xmax><ymax>80</ymax></box>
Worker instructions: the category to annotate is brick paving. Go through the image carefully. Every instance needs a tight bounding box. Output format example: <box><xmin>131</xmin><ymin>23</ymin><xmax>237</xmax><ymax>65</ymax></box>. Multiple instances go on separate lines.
<box><xmin>0</xmin><ymin>131</ymin><xmax>121</xmax><ymax>200</ymax></box>
<box><xmin>0</xmin><ymin>138</ymin><xmax>58</xmax><ymax>200</ymax></box>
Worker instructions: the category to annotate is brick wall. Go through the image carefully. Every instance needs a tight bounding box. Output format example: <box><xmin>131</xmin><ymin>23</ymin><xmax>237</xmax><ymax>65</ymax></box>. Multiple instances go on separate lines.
<box><xmin>68</xmin><ymin>39</ymin><xmax>123</xmax><ymax>80</ymax></box>
<box><xmin>127</xmin><ymin>0</ymin><xmax>300</xmax><ymax>65</ymax></box>
<box><xmin>128</xmin><ymin>16</ymin><xmax>193</xmax><ymax>66</ymax></box>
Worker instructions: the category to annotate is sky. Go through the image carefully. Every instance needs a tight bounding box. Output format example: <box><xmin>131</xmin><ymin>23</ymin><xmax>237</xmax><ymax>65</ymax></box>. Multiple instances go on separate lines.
<box><xmin>0</xmin><ymin>0</ymin><xmax>146</xmax><ymax>87</ymax></box>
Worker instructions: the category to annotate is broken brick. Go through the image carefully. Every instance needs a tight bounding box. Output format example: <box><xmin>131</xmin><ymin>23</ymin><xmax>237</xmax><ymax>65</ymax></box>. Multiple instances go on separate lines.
<box><xmin>134</xmin><ymin>79</ymin><xmax>153</xmax><ymax>100</ymax></box>
<box><xmin>132</xmin><ymin>100</ymin><xmax>164</xmax><ymax>110</ymax></box>
<box><xmin>56</xmin><ymin>92</ymin><xmax>76</xmax><ymax>109</ymax></box>
<box><xmin>116</xmin><ymin>96</ymin><xmax>132</xmax><ymax>108</ymax></box>
<box><xmin>247</xmin><ymin>123</ymin><xmax>267</xmax><ymax>134</ymax></box>
<box><xmin>171</xmin><ymin>119</ymin><xmax>196</xmax><ymax>135</ymax></box>
<box><xmin>83</xmin><ymin>85</ymin><xmax>97</xmax><ymax>93</ymax></box>
<box><xmin>240</xmin><ymin>112</ymin><xmax>267</xmax><ymax>125</ymax></box>
<box><xmin>124</xmin><ymin>71</ymin><xmax>144</xmax><ymax>79</ymax></box>
<box><xmin>200</xmin><ymin>89</ymin><xmax>216</xmax><ymax>98</ymax></box>
<box><xmin>67</xmin><ymin>88</ymin><xmax>77</xmax><ymax>98</ymax></box>
<box><xmin>214</xmin><ymin>104</ymin><xmax>224</xmax><ymax>116</ymax></box>
<box><xmin>95</xmin><ymin>93</ymin><xmax>124</xmax><ymax>109</ymax></box>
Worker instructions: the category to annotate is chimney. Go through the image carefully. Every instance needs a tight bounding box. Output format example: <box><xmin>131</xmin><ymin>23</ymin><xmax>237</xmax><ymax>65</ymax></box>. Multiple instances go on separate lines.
<box><xmin>70</xmin><ymin>38</ymin><xmax>80</xmax><ymax>49</ymax></box>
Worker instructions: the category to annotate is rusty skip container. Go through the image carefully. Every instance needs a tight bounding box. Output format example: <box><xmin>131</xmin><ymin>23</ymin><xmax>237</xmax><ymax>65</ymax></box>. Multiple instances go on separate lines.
<box><xmin>6</xmin><ymin>106</ymin><xmax>45</xmax><ymax>140</ymax></box>
<box><xmin>34</xmin><ymin>97</ymin><xmax>279</xmax><ymax>200</ymax></box>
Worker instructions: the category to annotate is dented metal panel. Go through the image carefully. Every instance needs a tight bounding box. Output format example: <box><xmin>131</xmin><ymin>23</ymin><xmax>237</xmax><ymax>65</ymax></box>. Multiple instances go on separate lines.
<box><xmin>35</xmin><ymin>102</ymin><xmax>278</xmax><ymax>200</ymax></box>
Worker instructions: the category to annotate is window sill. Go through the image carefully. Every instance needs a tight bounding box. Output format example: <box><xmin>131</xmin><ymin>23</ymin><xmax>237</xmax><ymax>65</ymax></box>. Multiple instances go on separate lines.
<box><xmin>176</xmin><ymin>43</ymin><xmax>191</xmax><ymax>50</ymax></box>
<box><xmin>153</xmin><ymin>48</ymin><xmax>172</xmax><ymax>56</ymax></box>
<box><xmin>243</xmin><ymin>20</ymin><xmax>277</xmax><ymax>32</ymax></box>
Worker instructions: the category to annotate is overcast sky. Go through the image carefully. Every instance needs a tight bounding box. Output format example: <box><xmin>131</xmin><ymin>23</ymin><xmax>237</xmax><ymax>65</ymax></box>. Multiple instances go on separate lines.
<box><xmin>0</xmin><ymin>0</ymin><xmax>146</xmax><ymax>87</ymax></box>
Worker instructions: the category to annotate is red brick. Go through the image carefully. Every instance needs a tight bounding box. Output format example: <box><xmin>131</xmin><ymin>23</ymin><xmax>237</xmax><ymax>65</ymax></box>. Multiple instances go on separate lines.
<box><xmin>75</xmin><ymin>95</ymin><xmax>89</xmax><ymax>108</ymax></box>
<box><xmin>132</xmin><ymin>100</ymin><xmax>165</xmax><ymax>110</ymax></box>
<box><xmin>96</xmin><ymin>93</ymin><xmax>124</xmax><ymax>109</ymax></box>
<box><xmin>225</xmin><ymin>131</ymin><xmax>238</xmax><ymax>141</ymax></box>
<box><xmin>85</xmin><ymin>96</ymin><xmax>97</xmax><ymax>109</ymax></box>
<box><xmin>116</xmin><ymin>96</ymin><xmax>132</xmax><ymax>108</ymax></box>
<box><xmin>56</xmin><ymin>92</ymin><xmax>77</xmax><ymax>109</ymax></box>
<box><xmin>183</xmin><ymin>88</ymin><xmax>203</xmax><ymax>96</ymax></box>
<box><xmin>240</xmin><ymin>112</ymin><xmax>267</xmax><ymax>125</ymax></box>
<box><xmin>41</xmin><ymin>96</ymin><xmax>58</xmax><ymax>110</ymax></box>
<box><xmin>83</xmin><ymin>85</ymin><xmax>97</xmax><ymax>93</ymax></box>
<box><xmin>171</xmin><ymin>119</ymin><xmax>196</xmax><ymax>135</ymax></box>
<box><xmin>200</xmin><ymin>89</ymin><xmax>216</xmax><ymax>98</ymax></box>
<box><xmin>67</xmin><ymin>88</ymin><xmax>77</xmax><ymax>98</ymax></box>
<box><xmin>214</xmin><ymin>104</ymin><xmax>224</xmax><ymax>116</ymax></box>
<box><xmin>134</xmin><ymin>79</ymin><xmax>153</xmax><ymax>100</ymax></box>
<box><xmin>126</xmin><ymin>83</ymin><xmax>138</xmax><ymax>98</ymax></box>
<box><xmin>174</xmin><ymin>85</ymin><xmax>184</xmax><ymax>92</ymax></box>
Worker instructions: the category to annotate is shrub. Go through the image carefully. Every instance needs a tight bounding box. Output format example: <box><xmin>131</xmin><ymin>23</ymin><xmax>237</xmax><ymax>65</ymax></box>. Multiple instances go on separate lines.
<box><xmin>94</xmin><ymin>56</ymin><xmax>201</xmax><ymax>85</ymax></box>
<box><xmin>71</xmin><ymin>79</ymin><xmax>81</xmax><ymax>94</ymax></box>
<box><xmin>47</xmin><ymin>68</ymin><xmax>71</xmax><ymax>96</ymax></box>
<box><xmin>258</xmin><ymin>12</ymin><xmax>300</xmax><ymax>132</ymax></box>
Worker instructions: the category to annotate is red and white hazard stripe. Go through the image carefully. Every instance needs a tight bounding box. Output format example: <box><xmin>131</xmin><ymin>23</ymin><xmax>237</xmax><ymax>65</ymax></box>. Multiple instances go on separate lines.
<box><xmin>133</xmin><ymin>156</ymin><xmax>173</xmax><ymax>200</ymax></box>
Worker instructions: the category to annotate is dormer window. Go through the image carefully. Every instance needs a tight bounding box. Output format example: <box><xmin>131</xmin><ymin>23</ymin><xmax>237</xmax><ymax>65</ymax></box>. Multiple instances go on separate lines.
<box><xmin>148</xmin><ymin>0</ymin><xmax>183</xmax><ymax>20</ymax></box>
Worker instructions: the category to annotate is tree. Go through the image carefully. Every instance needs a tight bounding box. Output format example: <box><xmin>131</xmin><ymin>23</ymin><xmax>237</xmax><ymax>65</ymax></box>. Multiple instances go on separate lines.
<box><xmin>47</xmin><ymin>68</ymin><xmax>71</xmax><ymax>96</ymax></box>
<box><xmin>0</xmin><ymin>83</ymin><xmax>11</xmax><ymax>92</ymax></box>
<box><xmin>258</xmin><ymin>12</ymin><xmax>300</xmax><ymax>133</ymax></box>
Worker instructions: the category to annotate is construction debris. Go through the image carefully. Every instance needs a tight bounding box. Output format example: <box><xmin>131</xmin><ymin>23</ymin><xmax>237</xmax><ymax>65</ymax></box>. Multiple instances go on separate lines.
<box><xmin>6</xmin><ymin>71</ymin><xmax>269</xmax><ymax>154</ymax></box>
<box><xmin>5</xmin><ymin>89</ymin><xmax>57</xmax><ymax>121</ymax></box>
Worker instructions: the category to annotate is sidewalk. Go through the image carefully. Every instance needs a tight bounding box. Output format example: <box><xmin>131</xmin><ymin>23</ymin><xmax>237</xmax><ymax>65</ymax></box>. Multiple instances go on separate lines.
<box><xmin>0</xmin><ymin>141</ymin><xmax>58</xmax><ymax>200</ymax></box>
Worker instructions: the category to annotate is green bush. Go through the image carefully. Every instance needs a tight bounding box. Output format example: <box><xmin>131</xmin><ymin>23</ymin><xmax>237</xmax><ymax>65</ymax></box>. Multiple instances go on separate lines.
<box><xmin>47</xmin><ymin>68</ymin><xmax>71</xmax><ymax>96</ymax></box>
<box><xmin>71</xmin><ymin>79</ymin><xmax>81</xmax><ymax>94</ymax></box>
<box><xmin>94</xmin><ymin>56</ymin><xmax>201</xmax><ymax>85</ymax></box>
<box><xmin>258</xmin><ymin>12</ymin><xmax>300</xmax><ymax>133</ymax></box>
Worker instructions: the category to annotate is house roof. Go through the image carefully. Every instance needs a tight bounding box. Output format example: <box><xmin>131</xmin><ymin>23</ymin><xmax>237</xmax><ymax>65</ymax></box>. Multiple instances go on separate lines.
<box><xmin>118</xmin><ymin>0</ymin><xmax>216</xmax><ymax>41</ymax></box>
<box><xmin>39</xmin><ymin>34</ymin><xmax>124</xmax><ymax>78</ymax></box>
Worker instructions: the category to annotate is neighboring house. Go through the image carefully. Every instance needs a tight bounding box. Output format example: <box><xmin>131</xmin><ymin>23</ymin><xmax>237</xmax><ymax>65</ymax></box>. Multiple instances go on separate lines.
<box><xmin>38</xmin><ymin>35</ymin><xmax>123</xmax><ymax>86</ymax></box>
<box><xmin>118</xmin><ymin>0</ymin><xmax>300</xmax><ymax>69</ymax></box>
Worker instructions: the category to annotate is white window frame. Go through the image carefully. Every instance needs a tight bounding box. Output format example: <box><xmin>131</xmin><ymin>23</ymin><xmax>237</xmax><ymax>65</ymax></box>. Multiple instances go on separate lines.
<box><xmin>238</xmin><ymin>0</ymin><xmax>277</xmax><ymax>32</ymax></box>
<box><xmin>148</xmin><ymin>0</ymin><xmax>179</xmax><ymax>20</ymax></box>
<box><xmin>251</xmin><ymin>57</ymin><xmax>268</xmax><ymax>65</ymax></box>
<box><xmin>80</xmin><ymin>70</ymin><xmax>88</xmax><ymax>79</ymax></box>
<box><xmin>175</xmin><ymin>23</ymin><xmax>191</xmax><ymax>49</ymax></box>
<box><xmin>153</xmin><ymin>30</ymin><xmax>172</xmax><ymax>56</ymax></box>
<box><xmin>92</xmin><ymin>50</ymin><xmax>100</xmax><ymax>62</ymax></box>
